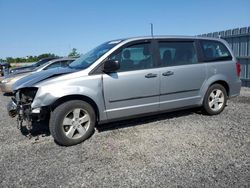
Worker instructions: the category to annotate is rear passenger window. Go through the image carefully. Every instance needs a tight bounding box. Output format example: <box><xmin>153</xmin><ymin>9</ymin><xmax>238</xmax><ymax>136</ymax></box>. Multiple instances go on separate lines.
<box><xmin>158</xmin><ymin>41</ymin><xmax>198</xmax><ymax>67</ymax></box>
<box><xmin>201</xmin><ymin>40</ymin><xmax>232</xmax><ymax>62</ymax></box>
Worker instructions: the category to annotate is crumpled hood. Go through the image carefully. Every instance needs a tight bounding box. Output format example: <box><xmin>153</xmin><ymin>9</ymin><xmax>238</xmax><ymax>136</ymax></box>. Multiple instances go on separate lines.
<box><xmin>12</xmin><ymin>67</ymin><xmax>76</xmax><ymax>91</ymax></box>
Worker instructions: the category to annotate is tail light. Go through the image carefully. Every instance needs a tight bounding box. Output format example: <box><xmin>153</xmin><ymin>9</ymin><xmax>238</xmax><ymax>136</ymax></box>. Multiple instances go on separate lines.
<box><xmin>236</xmin><ymin>61</ymin><xmax>241</xmax><ymax>77</ymax></box>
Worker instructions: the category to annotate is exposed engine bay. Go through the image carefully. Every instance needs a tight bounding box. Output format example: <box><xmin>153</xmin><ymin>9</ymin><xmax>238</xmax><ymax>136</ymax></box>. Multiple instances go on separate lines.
<box><xmin>7</xmin><ymin>87</ymin><xmax>47</xmax><ymax>137</ymax></box>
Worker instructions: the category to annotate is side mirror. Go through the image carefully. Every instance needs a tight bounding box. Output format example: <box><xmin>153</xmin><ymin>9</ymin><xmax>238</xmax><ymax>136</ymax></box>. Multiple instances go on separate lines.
<box><xmin>103</xmin><ymin>60</ymin><xmax>120</xmax><ymax>73</ymax></box>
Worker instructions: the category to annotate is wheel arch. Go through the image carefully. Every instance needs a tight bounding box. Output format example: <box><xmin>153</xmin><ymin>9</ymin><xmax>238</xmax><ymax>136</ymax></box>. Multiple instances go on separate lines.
<box><xmin>200</xmin><ymin>76</ymin><xmax>230</xmax><ymax>105</ymax></box>
<box><xmin>50</xmin><ymin>95</ymin><xmax>100</xmax><ymax>121</ymax></box>
<box><xmin>208</xmin><ymin>80</ymin><xmax>229</xmax><ymax>97</ymax></box>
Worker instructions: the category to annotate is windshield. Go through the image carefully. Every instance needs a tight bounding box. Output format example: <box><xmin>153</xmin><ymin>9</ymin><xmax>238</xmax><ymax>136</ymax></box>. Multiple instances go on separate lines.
<box><xmin>32</xmin><ymin>58</ymin><xmax>54</xmax><ymax>67</ymax></box>
<box><xmin>69</xmin><ymin>40</ymin><xmax>122</xmax><ymax>69</ymax></box>
<box><xmin>33</xmin><ymin>60</ymin><xmax>53</xmax><ymax>71</ymax></box>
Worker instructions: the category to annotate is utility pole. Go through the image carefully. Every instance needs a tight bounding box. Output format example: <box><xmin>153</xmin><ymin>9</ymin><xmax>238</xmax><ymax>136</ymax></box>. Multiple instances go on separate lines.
<box><xmin>150</xmin><ymin>23</ymin><xmax>154</xmax><ymax>37</ymax></box>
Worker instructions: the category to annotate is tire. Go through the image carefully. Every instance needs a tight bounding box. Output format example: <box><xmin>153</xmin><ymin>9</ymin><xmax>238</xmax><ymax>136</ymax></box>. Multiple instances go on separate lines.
<box><xmin>203</xmin><ymin>84</ymin><xmax>227</xmax><ymax>115</ymax></box>
<box><xmin>49</xmin><ymin>100</ymin><xmax>96</xmax><ymax>146</ymax></box>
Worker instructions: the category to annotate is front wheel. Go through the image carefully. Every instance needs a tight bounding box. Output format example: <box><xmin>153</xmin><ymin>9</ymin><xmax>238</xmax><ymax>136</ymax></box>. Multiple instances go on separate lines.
<box><xmin>203</xmin><ymin>84</ymin><xmax>227</xmax><ymax>115</ymax></box>
<box><xmin>49</xmin><ymin>100</ymin><xmax>96</xmax><ymax>146</ymax></box>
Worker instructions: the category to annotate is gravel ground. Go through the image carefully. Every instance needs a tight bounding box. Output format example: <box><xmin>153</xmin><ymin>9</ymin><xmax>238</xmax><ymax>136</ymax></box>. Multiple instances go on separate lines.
<box><xmin>0</xmin><ymin>88</ymin><xmax>250</xmax><ymax>187</ymax></box>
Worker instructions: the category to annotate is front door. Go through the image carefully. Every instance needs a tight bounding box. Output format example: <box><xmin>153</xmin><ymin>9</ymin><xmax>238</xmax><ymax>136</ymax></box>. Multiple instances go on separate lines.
<box><xmin>103</xmin><ymin>41</ymin><xmax>160</xmax><ymax>119</ymax></box>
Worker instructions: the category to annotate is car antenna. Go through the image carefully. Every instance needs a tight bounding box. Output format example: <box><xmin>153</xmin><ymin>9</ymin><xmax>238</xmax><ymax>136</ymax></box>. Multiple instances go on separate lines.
<box><xmin>150</xmin><ymin>23</ymin><xmax>154</xmax><ymax>38</ymax></box>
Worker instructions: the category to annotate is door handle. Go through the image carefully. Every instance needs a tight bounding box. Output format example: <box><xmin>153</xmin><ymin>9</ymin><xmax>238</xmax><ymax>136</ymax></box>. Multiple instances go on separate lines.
<box><xmin>145</xmin><ymin>73</ymin><xmax>157</xmax><ymax>78</ymax></box>
<box><xmin>162</xmin><ymin>71</ymin><xmax>174</xmax><ymax>76</ymax></box>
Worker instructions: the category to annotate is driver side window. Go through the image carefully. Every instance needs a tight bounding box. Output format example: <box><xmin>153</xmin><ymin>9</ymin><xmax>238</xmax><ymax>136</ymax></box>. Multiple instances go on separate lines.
<box><xmin>109</xmin><ymin>43</ymin><xmax>153</xmax><ymax>72</ymax></box>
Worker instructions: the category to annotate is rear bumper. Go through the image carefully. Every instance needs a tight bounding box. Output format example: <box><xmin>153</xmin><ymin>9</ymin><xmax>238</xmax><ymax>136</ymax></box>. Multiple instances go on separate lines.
<box><xmin>229</xmin><ymin>79</ymin><xmax>241</xmax><ymax>98</ymax></box>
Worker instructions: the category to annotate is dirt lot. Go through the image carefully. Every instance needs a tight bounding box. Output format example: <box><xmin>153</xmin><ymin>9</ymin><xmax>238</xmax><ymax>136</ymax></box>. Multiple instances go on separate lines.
<box><xmin>0</xmin><ymin>88</ymin><xmax>249</xmax><ymax>187</ymax></box>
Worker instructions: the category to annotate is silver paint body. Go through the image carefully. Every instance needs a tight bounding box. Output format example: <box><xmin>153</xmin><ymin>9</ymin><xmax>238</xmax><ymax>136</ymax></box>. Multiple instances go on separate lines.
<box><xmin>13</xmin><ymin>36</ymin><xmax>241</xmax><ymax>123</ymax></box>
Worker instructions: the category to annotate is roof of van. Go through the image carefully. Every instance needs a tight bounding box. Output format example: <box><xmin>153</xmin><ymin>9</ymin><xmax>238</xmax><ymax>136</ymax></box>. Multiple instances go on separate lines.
<box><xmin>48</xmin><ymin>57</ymin><xmax>77</xmax><ymax>62</ymax></box>
<box><xmin>117</xmin><ymin>35</ymin><xmax>224</xmax><ymax>42</ymax></box>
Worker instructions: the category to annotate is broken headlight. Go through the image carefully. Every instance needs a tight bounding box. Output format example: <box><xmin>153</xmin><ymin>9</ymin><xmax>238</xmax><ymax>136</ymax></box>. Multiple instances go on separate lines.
<box><xmin>18</xmin><ymin>87</ymin><xmax>38</xmax><ymax>104</ymax></box>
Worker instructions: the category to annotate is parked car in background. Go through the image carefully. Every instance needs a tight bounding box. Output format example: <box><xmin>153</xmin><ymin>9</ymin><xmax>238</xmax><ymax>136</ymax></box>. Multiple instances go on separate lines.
<box><xmin>0</xmin><ymin>57</ymin><xmax>75</xmax><ymax>93</ymax></box>
<box><xmin>9</xmin><ymin>57</ymin><xmax>57</xmax><ymax>74</ymax></box>
<box><xmin>7</xmin><ymin>36</ymin><xmax>241</xmax><ymax>146</ymax></box>
<box><xmin>0</xmin><ymin>62</ymin><xmax>11</xmax><ymax>76</ymax></box>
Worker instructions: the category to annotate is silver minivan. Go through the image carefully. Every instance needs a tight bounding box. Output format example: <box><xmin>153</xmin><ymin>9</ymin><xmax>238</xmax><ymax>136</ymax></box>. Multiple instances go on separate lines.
<box><xmin>8</xmin><ymin>36</ymin><xmax>241</xmax><ymax>146</ymax></box>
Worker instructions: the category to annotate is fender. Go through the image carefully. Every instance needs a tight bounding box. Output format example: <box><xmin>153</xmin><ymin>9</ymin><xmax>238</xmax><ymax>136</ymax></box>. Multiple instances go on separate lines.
<box><xmin>31</xmin><ymin>76</ymin><xmax>107</xmax><ymax>121</ymax></box>
<box><xmin>199</xmin><ymin>74</ymin><xmax>229</xmax><ymax>104</ymax></box>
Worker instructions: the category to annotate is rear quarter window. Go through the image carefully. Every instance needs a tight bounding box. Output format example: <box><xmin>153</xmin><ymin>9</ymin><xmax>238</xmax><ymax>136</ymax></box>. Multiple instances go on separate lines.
<box><xmin>201</xmin><ymin>40</ymin><xmax>232</xmax><ymax>62</ymax></box>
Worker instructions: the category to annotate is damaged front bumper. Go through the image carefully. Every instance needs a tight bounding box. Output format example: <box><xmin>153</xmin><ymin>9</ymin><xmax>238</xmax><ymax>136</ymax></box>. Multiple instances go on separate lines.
<box><xmin>7</xmin><ymin>97</ymin><xmax>33</xmax><ymax>126</ymax></box>
<box><xmin>7</xmin><ymin>97</ymin><xmax>33</xmax><ymax>135</ymax></box>
<box><xmin>7</xmin><ymin>98</ymin><xmax>48</xmax><ymax>121</ymax></box>
<box><xmin>7</xmin><ymin>88</ymin><xmax>49</xmax><ymax>132</ymax></box>
<box><xmin>7</xmin><ymin>98</ymin><xmax>18</xmax><ymax>117</ymax></box>
<box><xmin>7</xmin><ymin>96</ymin><xmax>49</xmax><ymax>138</ymax></box>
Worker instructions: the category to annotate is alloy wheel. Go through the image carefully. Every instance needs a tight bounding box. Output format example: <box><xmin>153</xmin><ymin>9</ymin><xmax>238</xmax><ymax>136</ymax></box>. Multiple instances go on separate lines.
<box><xmin>62</xmin><ymin>108</ymin><xmax>90</xmax><ymax>139</ymax></box>
<box><xmin>208</xmin><ymin>89</ymin><xmax>225</xmax><ymax>112</ymax></box>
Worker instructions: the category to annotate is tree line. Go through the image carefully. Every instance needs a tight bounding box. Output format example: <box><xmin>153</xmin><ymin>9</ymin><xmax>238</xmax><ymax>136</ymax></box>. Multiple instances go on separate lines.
<box><xmin>0</xmin><ymin>48</ymin><xmax>80</xmax><ymax>64</ymax></box>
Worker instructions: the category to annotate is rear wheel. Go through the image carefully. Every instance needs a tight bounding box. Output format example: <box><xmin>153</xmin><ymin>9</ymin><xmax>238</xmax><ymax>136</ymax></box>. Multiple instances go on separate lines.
<box><xmin>49</xmin><ymin>100</ymin><xmax>96</xmax><ymax>146</ymax></box>
<box><xmin>203</xmin><ymin>84</ymin><xmax>227</xmax><ymax>115</ymax></box>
